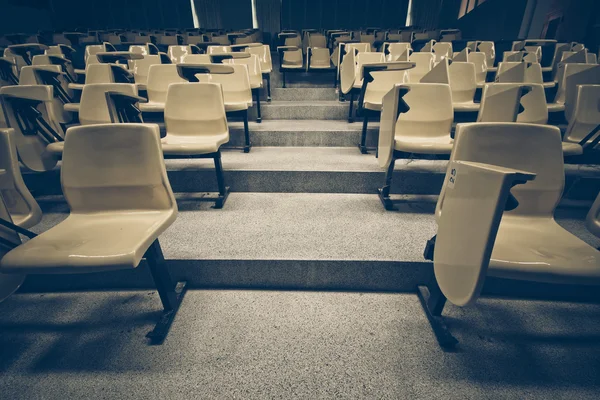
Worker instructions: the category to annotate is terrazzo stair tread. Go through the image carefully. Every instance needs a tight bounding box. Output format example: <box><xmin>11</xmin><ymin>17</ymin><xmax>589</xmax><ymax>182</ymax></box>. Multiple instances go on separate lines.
<box><xmin>19</xmin><ymin>195</ymin><xmax>600</xmax><ymax>293</ymax></box>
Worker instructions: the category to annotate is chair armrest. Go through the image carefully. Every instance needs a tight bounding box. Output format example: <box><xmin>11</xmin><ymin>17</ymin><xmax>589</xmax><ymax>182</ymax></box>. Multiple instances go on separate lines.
<box><xmin>176</xmin><ymin>63</ymin><xmax>234</xmax><ymax>82</ymax></box>
<box><xmin>434</xmin><ymin>160</ymin><xmax>536</xmax><ymax>306</ymax></box>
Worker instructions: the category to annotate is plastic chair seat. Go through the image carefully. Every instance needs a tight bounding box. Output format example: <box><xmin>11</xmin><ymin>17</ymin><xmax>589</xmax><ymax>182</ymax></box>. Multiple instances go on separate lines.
<box><xmin>0</xmin><ymin>211</ymin><xmax>176</xmax><ymax>274</ymax></box>
<box><xmin>561</xmin><ymin>141</ymin><xmax>583</xmax><ymax>156</ymax></box>
<box><xmin>139</xmin><ymin>101</ymin><xmax>166</xmax><ymax>113</ymax></box>
<box><xmin>45</xmin><ymin>142</ymin><xmax>64</xmax><ymax>155</ymax></box>
<box><xmin>224</xmin><ymin>101</ymin><xmax>251</xmax><ymax>112</ymax></box>
<box><xmin>161</xmin><ymin>132</ymin><xmax>229</xmax><ymax>155</ymax></box>
<box><xmin>394</xmin><ymin>136</ymin><xmax>453</xmax><ymax>154</ymax></box>
<box><xmin>363</xmin><ymin>100</ymin><xmax>382</xmax><ymax>111</ymax></box>
<box><xmin>64</xmin><ymin>103</ymin><xmax>80</xmax><ymax>113</ymax></box>
<box><xmin>547</xmin><ymin>103</ymin><xmax>565</xmax><ymax>112</ymax></box>
<box><xmin>489</xmin><ymin>217</ymin><xmax>600</xmax><ymax>284</ymax></box>
<box><xmin>453</xmin><ymin>102</ymin><xmax>480</xmax><ymax>112</ymax></box>
<box><xmin>282</xmin><ymin>63</ymin><xmax>303</xmax><ymax>69</ymax></box>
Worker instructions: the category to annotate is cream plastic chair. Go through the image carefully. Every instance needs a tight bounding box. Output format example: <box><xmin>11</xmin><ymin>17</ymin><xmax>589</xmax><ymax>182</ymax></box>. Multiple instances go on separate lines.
<box><xmin>139</xmin><ymin>64</ymin><xmax>187</xmax><ymax>113</ymax></box>
<box><xmin>377</xmin><ymin>83</ymin><xmax>453</xmax><ymax>210</ymax></box>
<box><xmin>448</xmin><ymin>61</ymin><xmax>479</xmax><ymax>111</ymax></box>
<box><xmin>78</xmin><ymin>83</ymin><xmax>138</xmax><ymax>125</ymax></box>
<box><xmin>67</xmin><ymin>63</ymin><xmax>124</xmax><ymax>91</ymax></box>
<box><xmin>477</xmin><ymin>83</ymin><xmax>531</xmax><ymax>123</ymax></box>
<box><xmin>562</xmin><ymin>64</ymin><xmax>600</xmax><ymax>122</ymax></box>
<box><xmin>469</xmin><ymin>52</ymin><xmax>487</xmax><ymax>86</ymax></box>
<box><xmin>0</xmin><ymin>183</ymin><xmax>26</xmax><ymax>303</ymax></box>
<box><xmin>129</xmin><ymin>55</ymin><xmax>161</xmax><ymax>89</ymax></box>
<box><xmin>163</xmin><ymin>83</ymin><xmax>230</xmax><ymax>208</ymax></box>
<box><xmin>586</xmin><ymin>192</ymin><xmax>600</xmax><ymax>238</ymax></box>
<box><xmin>408</xmin><ymin>52</ymin><xmax>435</xmax><ymax>82</ymax></box>
<box><xmin>476</xmin><ymin>41</ymin><xmax>496</xmax><ymax>70</ymax></box>
<box><xmin>192</xmin><ymin>64</ymin><xmax>253</xmax><ymax>153</ymax></box>
<box><xmin>0</xmin><ymin>128</ymin><xmax>42</xmax><ymax>228</ymax></box>
<box><xmin>587</xmin><ymin>53</ymin><xmax>598</xmax><ymax>64</ymax></box>
<box><xmin>277</xmin><ymin>45</ymin><xmax>303</xmax><ymax>88</ymax></box>
<box><xmin>357</xmin><ymin>62</ymin><xmax>414</xmax><ymax>153</ymax></box>
<box><xmin>432</xmin><ymin>42</ymin><xmax>452</xmax><ymax>63</ymax></box>
<box><xmin>420</xmin><ymin>122</ymin><xmax>600</xmax><ymax>349</ymax></box>
<box><xmin>354</xmin><ymin>52</ymin><xmax>385</xmax><ymax>88</ymax></box>
<box><xmin>0</xmin><ymin>85</ymin><xmax>64</xmax><ymax>172</ymax></box>
<box><xmin>224</xmin><ymin>54</ymin><xmax>263</xmax><ymax>122</ymax></box>
<box><xmin>19</xmin><ymin>65</ymin><xmax>60</xmax><ymax>85</ymax></box>
<box><xmin>563</xmin><ymin>84</ymin><xmax>600</xmax><ymax>155</ymax></box>
<box><xmin>502</xmin><ymin>51</ymin><xmax>524</xmax><ymax>62</ymax></box>
<box><xmin>182</xmin><ymin>54</ymin><xmax>212</xmax><ymax>64</ymax></box>
<box><xmin>129</xmin><ymin>45</ymin><xmax>149</xmax><ymax>56</ymax></box>
<box><xmin>340</xmin><ymin>52</ymin><xmax>385</xmax><ymax>123</ymax></box>
<box><xmin>246</xmin><ymin>45</ymin><xmax>273</xmax><ymax>101</ymax></box>
<box><xmin>0</xmin><ymin>123</ymin><xmax>186</xmax><ymax>344</ymax></box>
<box><xmin>168</xmin><ymin>45</ymin><xmax>192</xmax><ymax>64</ymax></box>
<box><xmin>384</xmin><ymin>43</ymin><xmax>411</xmax><ymax>62</ymax></box>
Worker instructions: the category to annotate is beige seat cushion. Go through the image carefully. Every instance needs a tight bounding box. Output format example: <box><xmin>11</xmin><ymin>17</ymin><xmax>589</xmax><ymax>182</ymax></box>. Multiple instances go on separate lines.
<box><xmin>161</xmin><ymin>132</ymin><xmax>229</xmax><ymax>155</ymax></box>
<box><xmin>394</xmin><ymin>137</ymin><xmax>453</xmax><ymax>154</ymax></box>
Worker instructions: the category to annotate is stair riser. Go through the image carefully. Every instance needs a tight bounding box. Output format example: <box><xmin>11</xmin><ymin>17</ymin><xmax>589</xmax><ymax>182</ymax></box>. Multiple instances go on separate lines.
<box><xmin>269</xmin><ymin>88</ymin><xmax>339</xmax><ymax>101</ymax></box>
<box><xmin>252</xmin><ymin>104</ymin><xmax>359</xmax><ymax>120</ymax></box>
<box><xmin>225</xmin><ymin>128</ymin><xmax>378</xmax><ymax>147</ymax></box>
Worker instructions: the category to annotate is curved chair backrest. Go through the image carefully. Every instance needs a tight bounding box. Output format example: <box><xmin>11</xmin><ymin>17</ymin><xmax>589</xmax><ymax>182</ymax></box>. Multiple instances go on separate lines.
<box><xmin>386</xmin><ymin>43</ymin><xmax>411</xmax><ymax>62</ymax></box>
<box><xmin>168</xmin><ymin>45</ymin><xmax>192</xmax><ymax>64</ymax></box>
<box><xmin>129</xmin><ymin>45</ymin><xmax>149</xmax><ymax>56</ymax></box>
<box><xmin>182</xmin><ymin>54</ymin><xmax>212</xmax><ymax>64</ymax></box>
<box><xmin>85</xmin><ymin>44</ymin><xmax>105</xmax><ymax>64</ymax></box>
<box><xmin>524</xmin><ymin>62</ymin><xmax>544</xmax><ymax>84</ymax></box>
<box><xmin>208</xmin><ymin>46</ymin><xmax>232</xmax><ymax>55</ymax></box>
<box><xmin>562</xmin><ymin>64</ymin><xmax>600</xmax><ymax>122</ymax></box>
<box><xmin>84</xmin><ymin>63</ymin><xmax>118</xmax><ymax>84</ymax></box>
<box><xmin>395</xmin><ymin>83</ymin><xmax>453</xmax><ymax>142</ymax></box>
<box><xmin>356</xmin><ymin>52</ymin><xmax>385</xmax><ymax>81</ymax></box>
<box><xmin>518</xmin><ymin>84</ymin><xmax>548</xmax><ymax>124</ymax></box>
<box><xmin>246</xmin><ymin>45</ymin><xmax>272</xmax><ymax>73</ymax></box>
<box><xmin>62</xmin><ymin>123</ymin><xmax>176</xmax><ymax>214</ymax></box>
<box><xmin>478</xmin><ymin>83</ymin><xmax>527</xmax><ymax>122</ymax></box>
<box><xmin>347</xmin><ymin>43</ymin><xmax>371</xmax><ymax>54</ymax></box>
<box><xmin>3</xmin><ymin>49</ymin><xmax>26</xmax><ymax>74</ymax></box>
<box><xmin>159</xmin><ymin>35</ymin><xmax>180</xmax><ymax>46</ymax></box>
<box><xmin>0</xmin><ymin>85</ymin><xmax>63</xmax><ymax>172</ymax></box>
<box><xmin>146</xmin><ymin>64</ymin><xmax>187</xmax><ymax>104</ymax></box>
<box><xmin>586</xmin><ymin>191</ymin><xmax>600</xmax><ymax>238</ymax></box>
<box><xmin>309</xmin><ymin>34</ymin><xmax>327</xmax><ymax>48</ymax></box>
<box><xmin>79</xmin><ymin>83</ymin><xmax>137</xmax><ymax>125</ymax></box>
<box><xmin>564</xmin><ymin>84</ymin><xmax>600</xmax><ymax>144</ymax></box>
<box><xmin>198</xmin><ymin>63</ymin><xmax>252</xmax><ymax>105</ymax></box>
<box><xmin>436</xmin><ymin>123</ymin><xmax>563</xmax><ymax>219</ymax></box>
<box><xmin>129</xmin><ymin>55</ymin><xmax>161</xmax><ymax>86</ymax></box>
<box><xmin>19</xmin><ymin>65</ymin><xmax>61</xmax><ymax>85</ymax></box>
<box><xmin>224</xmin><ymin>54</ymin><xmax>262</xmax><ymax>88</ymax></box>
<box><xmin>408</xmin><ymin>52</ymin><xmax>435</xmax><ymax>82</ymax></box>
<box><xmin>477</xmin><ymin>41</ymin><xmax>495</xmax><ymax>67</ymax></box>
<box><xmin>432</xmin><ymin>42</ymin><xmax>452</xmax><ymax>62</ymax></box>
<box><xmin>364</xmin><ymin>67</ymin><xmax>410</xmax><ymax>106</ymax></box>
<box><xmin>212</xmin><ymin>35</ymin><xmax>231</xmax><ymax>46</ymax></box>
<box><xmin>469</xmin><ymin>52</ymin><xmax>487</xmax><ymax>84</ymax></box>
<box><xmin>496</xmin><ymin>62</ymin><xmax>526</xmax><ymax>82</ymax></box>
<box><xmin>448</xmin><ymin>61</ymin><xmax>477</xmax><ymax>103</ymax></box>
<box><xmin>0</xmin><ymin>128</ymin><xmax>42</xmax><ymax>228</ymax></box>
<box><xmin>165</xmin><ymin>83</ymin><xmax>228</xmax><ymax>138</ymax></box>
<box><xmin>587</xmin><ymin>53</ymin><xmax>598</xmax><ymax>64</ymax></box>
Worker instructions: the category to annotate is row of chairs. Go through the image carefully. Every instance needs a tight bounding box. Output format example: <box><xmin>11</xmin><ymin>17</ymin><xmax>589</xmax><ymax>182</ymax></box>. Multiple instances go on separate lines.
<box><xmin>1</xmin><ymin>120</ymin><xmax>599</xmax><ymax>348</ymax></box>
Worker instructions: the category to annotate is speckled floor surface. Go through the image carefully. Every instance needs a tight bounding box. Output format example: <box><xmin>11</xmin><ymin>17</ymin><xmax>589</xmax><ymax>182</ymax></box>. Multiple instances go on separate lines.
<box><xmin>0</xmin><ymin>290</ymin><xmax>599</xmax><ymax>399</ymax></box>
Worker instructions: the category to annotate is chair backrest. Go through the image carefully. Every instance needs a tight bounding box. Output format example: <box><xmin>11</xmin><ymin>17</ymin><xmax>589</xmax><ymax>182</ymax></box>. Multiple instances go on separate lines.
<box><xmin>496</xmin><ymin>62</ymin><xmax>526</xmax><ymax>83</ymax></box>
<box><xmin>356</xmin><ymin>52</ymin><xmax>385</xmax><ymax>81</ymax></box>
<box><xmin>360</xmin><ymin>33</ymin><xmax>375</xmax><ymax>46</ymax></box>
<box><xmin>477</xmin><ymin>41</ymin><xmax>495</xmax><ymax>67</ymax></box>
<box><xmin>0</xmin><ymin>128</ymin><xmax>42</xmax><ymax>228</ymax></box>
<box><xmin>408</xmin><ymin>52</ymin><xmax>435</xmax><ymax>82</ymax></box>
<box><xmin>0</xmin><ymin>85</ymin><xmax>63</xmax><ymax>172</ymax></box>
<box><xmin>165</xmin><ymin>82</ymin><xmax>228</xmax><ymax>138</ymax></box>
<box><xmin>146</xmin><ymin>64</ymin><xmax>187</xmax><ymax>104</ymax></box>
<box><xmin>19</xmin><ymin>65</ymin><xmax>61</xmax><ymax>85</ymax></box>
<box><xmin>62</xmin><ymin>123</ymin><xmax>177</xmax><ymax>214</ymax></box>
<box><xmin>129</xmin><ymin>45</ymin><xmax>149</xmax><ymax>56</ymax></box>
<box><xmin>79</xmin><ymin>83</ymin><xmax>137</xmax><ymax>125</ymax></box>
<box><xmin>563</xmin><ymin>64</ymin><xmax>600</xmax><ymax>122</ymax></box>
<box><xmin>385</xmin><ymin>43</ymin><xmax>411</xmax><ymax>62</ymax></box>
<box><xmin>517</xmin><ymin>84</ymin><xmax>548</xmax><ymax>124</ymax></box>
<box><xmin>208</xmin><ymin>45</ymin><xmax>232</xmax><ymax>55</ymax></box>
<box><xmin>85</xmin><ymin>44</ymin><xmax>105</xmax><ymax>64</ymax></box>
<box><xmin>159</xmin><ymin>35</ymin><xmax>180</xmax><ymax>46</ymax></box>
<box><xmin>84</xmin><ymin>63</ymin><xmax>119</xmax><ymax>84</ymax></box>
<box><xmin>563</xmin><ymin>84</ymin><xmax>600</xmax><ymax>144</ymax></box>
<box><xmin>436</xmin><ymin>123</ymin><xmax>564</xmax><ymax>219</ymax></box>
<box><xmin>347</xmin><ymin>43</ymin><xmax>371</xmax><ymax>54</ymax></box>
<box><xmin>524</xmin><ymin>62</ymin><xmax>544</xmax><ymax>84</ymax></box>
<box><xmin>587</xmin><ymin>53</ymin><xmax>598</xmax><ymax>64</ymax></box>
<box><xmin>469</xmin><ymin>52</ymin><xmax>487</xmax><ymax>84</ymax></box>
<box><xmin>168</xmin><ymin>45</ymin><xmax>192</xmax><ymax>64</ymax></box>
<box><xmin>432</xmin><ymin>42</ymin><xmax>452</xmax><ymax>62</ymax></box>
<box><xmin>129</xmin><ymin>55</ymin><xmax>161</xmax><ymax>86</ymax></box>
<box><xmin>448</xmin><ymin>61</ymin><xmax>477</xmax><ymax>103</ymax></box>
<box><xmin>224</xmin><ymin>54</ymin><xmax>262</xmax><ymax>88</ymax></box>
<box><xmin>182</xmin><ymin>54</ymin><xmax>212</xmax><ymax>64</ymax></box>
<box><xmin>309</xmin><ymin>34</ymin><xmax>327</xmax><ymax>48</ymax></box>
<box><xmin>197</xmin><ymin>63</ymin><xmax>252</xmax><ymax>105</ymax></box>
<box><xmin>561</xmin><ymin>50</ymin><xmax>587</xmax><ymax>64</ymax></box>
<box><xmin>503</xmin><ymin>51</ymin><xmax>524</xmax><ymax>62</ymax></box>
<box><xmin>395</xmin><ymin>83</ymin><xmax>453</xmax><ymax>142</ymax></box>
<box><xmin>478</xmin><ymin>83</ymin><xmax>527</xmax><ymax>122</ymax></box>
<box><xmin>246</xmin><ymin>45</ymin><xmax>272</xmax><ymax>73</ymax></box>
<box><xmin>586</xmin><ymin>191</ymin><xmax>600</xmax><ymax>238</ymax></box>
<box><xmin>364</xmin><ymin>67</ymin><xmax>410</xmax><ymax>106</ymax></box>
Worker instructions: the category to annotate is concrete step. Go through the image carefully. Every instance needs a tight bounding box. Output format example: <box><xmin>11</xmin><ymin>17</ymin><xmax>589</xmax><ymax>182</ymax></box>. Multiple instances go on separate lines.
<box><xmin>20</xmin><ymin>194</ymin><xmax>600</xmax><ymax>294</ymax></box>
<box><xmin>23</xmin><ymin>147</ymin><xmax>600</xmax><ymax>198</ymax></box>
<box><xmin>269</xmin><ymin>87</ymin><xmax>339</xmax><ymax>101</ymax></box>
<box><xmin>254</xmin><ymin>100</ymin><xmax>349</xmax><ymax>120</ymax></box>
<box><xmin>226</xmin><ymin>120</ymin><xmax>379</xmax><ymax>148</ymax></box>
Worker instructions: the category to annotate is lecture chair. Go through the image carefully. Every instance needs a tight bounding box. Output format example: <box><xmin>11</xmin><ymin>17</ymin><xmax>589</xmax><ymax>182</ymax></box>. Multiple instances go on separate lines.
<box><xmin>207</xmin><ymin>45</ymin><xmax>232</xmax><ymax>55</ymax></box>
<box><xmin>0</xmin><ymin>178</ymin><xmax>26</xmax><ymax>303</ymax></box>
<box><xmin>178</xmin><ymin>63</ymin><xmax>253</xmax><ymax>153</ymax></box>
<box><xmin>306</xmin><ymin>47</ymin><xmax>336</xmax><ymax>86</ymax></box>
<box><xmin>138</xmin><ymin>64</ymin><xmax>187</xmax><ymax>114</ymax></box>
<box><xmin>128</xmin><ymin>54</ymin><xmax>162</xmax><ymax>90</ymax></box>
<box><xmin>469</xmin><ymin>52</ymin><xmax>488</xmax><ymax>86</ymax></box>
<box><xmin>377</xmin><ymin>83</ymin><xmax>454</xmax><ymax>210</ymax></box>
<box><xmin>448</xmin><ymin>60</ymin><xmax>479</xmax><ymax>111</ymax></box>
<box><xmin>0</xmin><ymin>128</ymin><xmax>42</xmax><ymax>228</ymax></box>
<box><xmin>245</xmin><ymin>44</ymin><xmax>273</xmax><ymax>102</ymax></box>
<box><xmin>340</xmin><ymin>51</ymin><xmax>384</xmax><ymax>123</ymax></box>
<box><xmin>223</xmin><ymin>53</ymin><xmax>264</xmax><ymax>122</ymax></box>
<box><xmin>496</xmin><ymin>62</ymin><xmax>555</xmax><ymax>89</ymax></box>
<box><xmin>31</xmin><ymin>53</ymin><xmax>78</xmax><ymax>83</ymax></box>
<box><xmin>383</xmin><ymin>43</ymin><xmax>411</xmax><ymax>62</ymax></box>
<box><xmin>419</xmin><ymin>122</ymin><xmax>600</xmax><ymax>350</ymax></box>
<box><xmin>407</xmin><ymin>52</ymin><xmax>435</xmax><ymax>82</ymax></box>
<box><xmin>476</xmin><ymin>83</ymin><xmax>532</xmax><ymax>123</ymax></box>
<box><xmin>563</xmin><ymin>84</ymin><xmax>600</xmax><ymax>157</ymax></box>
<box><xmin>168</xmin><ymin>45</ymin><xmax>201</xmax><ymax>64</ymax></box>
<box><xmin>357</xmin><ymin>61</ymin><xmax>415</xmax><ymax>153</ymax></box>
<box><xmin>554</xmin><ymin>63</ymin><xmax>600</xmax><ymax>118</ymax></box>
<box><xmin>0</xmin><ymin>123</ymin><xmax>186</xmax><ymax>344</ymax></box>
<box><xmin>277</xmin><ymin>45</ymin><xmax>303</xmax><ymax>88</ymax></box>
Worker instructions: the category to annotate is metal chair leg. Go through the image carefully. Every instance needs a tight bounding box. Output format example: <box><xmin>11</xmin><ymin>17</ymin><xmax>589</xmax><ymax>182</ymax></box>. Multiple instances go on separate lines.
<box><xmin>253</xmin><ymin>88</ymin><xmax>262</xmax><ymax>123</ymax></box>
<box><xmin>213</xmin><ymin>151</ymin><xmax>230</xmax><ymax>208</ymax></box>
<box><xmin>145</xmin><ymin>239</ymin><xmax>187</xmax><ymax>345</ymax></box>
<box><xmin>359</xmin><ymin>111</ymin><xmax>369</xmax><ymax>154</ymax></box>
<box><xmin>348</xmin><ymin>92</ymin><xmax>355</xmax><ymax>123</ymax></box>
<box><xmin>265</xmin><ymin>73</ymin><xmax>271</xmax><ymax>102</ymax></box>
<box><xmin>243</xmin><ymin>110</ymin><xmax>251</xmax><ymax>153</ymax></box>
<box><xmin>417</xmin><ymin>278</ymin><xmax>459</xmax><ymax>350</ymax></box>
<box><xmin>282</xmin><ymin>70</ymin><xmax>286</xmax><ymax>88</ymax></box>
<box><xmin>378</xmin><ymin>157</ymin><xmax>396</xmax><ymax>210</ymax></box>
